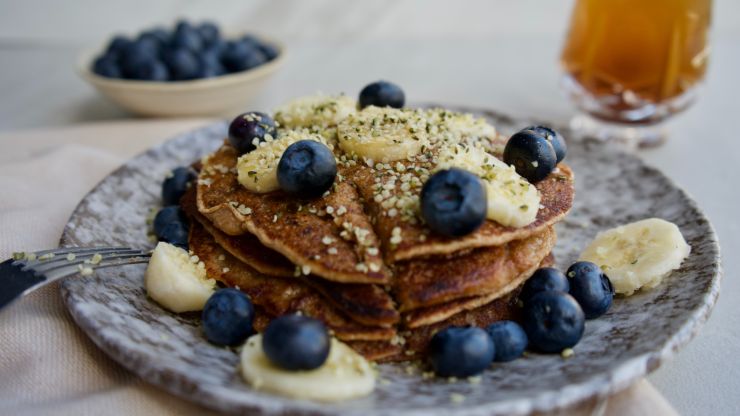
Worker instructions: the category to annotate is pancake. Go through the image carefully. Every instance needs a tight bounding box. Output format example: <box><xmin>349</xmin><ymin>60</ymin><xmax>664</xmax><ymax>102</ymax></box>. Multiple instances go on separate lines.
<box><xmin>183</xmin><ymin>188</ymin><xmax>400</xmax><ymax>327</ymax></box>
<box><xmin>402</xmin><ymin>253</ymin><xmax>554</xmax><ymax>328</ymax></box>
<box><xmin>394</xmin><ymin>227</ymin><xmax>556</xmax><ymax>312</ymax></box>
<box><xmin>197</xmin><ymin>142</ymin><xmax>390</xmax><ymax>285</ymax></box>
<box><xmin>189</xmin><ymin>221</ymin><xmax>396</xmax><ymax>342</ymax></box>
<box><xmin>346</xmin><ymin>161</ymin><xmax>574</xmax><ymax>262</ymax></box>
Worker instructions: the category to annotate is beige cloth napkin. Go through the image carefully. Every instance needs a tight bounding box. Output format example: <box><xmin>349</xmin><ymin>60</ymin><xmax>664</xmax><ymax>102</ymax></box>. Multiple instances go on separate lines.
<box><xmin>0</xmin><ymin>121</ymin><xmax>678</xmax><ymax>416</ymax></box>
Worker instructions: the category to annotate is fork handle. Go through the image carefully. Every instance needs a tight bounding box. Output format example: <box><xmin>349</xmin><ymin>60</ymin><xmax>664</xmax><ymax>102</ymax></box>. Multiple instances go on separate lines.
<box><xmin>0</xmin><ymin>259</ymin><xmax>46</xmax><ymax>310</ymax></box>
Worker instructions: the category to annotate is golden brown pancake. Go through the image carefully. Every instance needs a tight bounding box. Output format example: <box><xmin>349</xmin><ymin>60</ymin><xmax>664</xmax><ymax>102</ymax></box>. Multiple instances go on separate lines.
<box><xmin>394</xmin><ymin>227</ymin><xmax>556</xmax><ymax>312</ymax></box>
<box><xmin>197</xmin><ymin>142</ymin><xmax>390</xmax><ymax>285</ymax></box>
<box><xmin>183</xmin><ymin>188</ymin><xmax>400</xmax><ymax>327</ymax></box>
<box><xmin>189</xmin><ymin>221</ymin><xmax>396</xmax><ymax>342</ymax></box>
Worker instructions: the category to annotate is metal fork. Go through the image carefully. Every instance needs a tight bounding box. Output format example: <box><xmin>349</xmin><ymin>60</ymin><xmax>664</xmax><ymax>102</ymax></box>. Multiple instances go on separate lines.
<box><xmin>0</xmin><ymin>246</ymin><xmax>151</xmax><ymax>312</ymax></box>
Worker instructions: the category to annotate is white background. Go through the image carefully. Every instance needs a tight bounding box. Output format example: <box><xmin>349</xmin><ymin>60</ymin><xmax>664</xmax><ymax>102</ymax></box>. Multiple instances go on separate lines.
<box><xmin>0</xmin><ymin>1</ymin><xmax>738</xmax><ymax>414</ymax></box>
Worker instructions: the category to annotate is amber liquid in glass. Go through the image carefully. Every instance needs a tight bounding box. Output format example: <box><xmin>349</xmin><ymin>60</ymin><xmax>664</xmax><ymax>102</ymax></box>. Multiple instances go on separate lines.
<box><xmin>560</xmin><ymin>0</ymin><xmax>711</xmax><ymax>123</ymax></box>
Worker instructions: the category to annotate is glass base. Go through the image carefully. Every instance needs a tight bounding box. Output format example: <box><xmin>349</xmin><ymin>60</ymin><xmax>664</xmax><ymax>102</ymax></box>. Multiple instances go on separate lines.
<box><xmin>569</xmin><ymin>114</ymin><xmax>668</xmax><ymax>150</ymax></box>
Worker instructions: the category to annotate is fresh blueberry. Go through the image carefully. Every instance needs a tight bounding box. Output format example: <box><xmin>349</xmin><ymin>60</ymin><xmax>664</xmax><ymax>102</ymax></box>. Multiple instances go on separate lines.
<box><xmin>420</xmin><ymin>168</ymin><xmax>487</xmax><ymax>237</ymax></box>
<box><xmin>202</xmin><ymin>288</ymin><xmax>255</xmax><ymax>346</ymax></box>
<box><xmin>170</xmin><ymin>21</ymin><xmax>203</xmax><ymax>53</ymax></box>
<box><xmin>257</xmin><ymin>42</ymin><xmax>279</xmax><ymax>61</ymax></box>
<box><xmin>227</xmin><ymin>112</ymin><xmax>277</xmax><ymax>155</ymax></box>
<box><xmin>428</xmin><ymin>326</ymin><xmax>494</xmax><ymax>377</ymax></box>
<box><xmin>262</xmin><ymin>314</ymin><xmax>330</xmax><ymax>371</ymax></box>
<box><xmin>502</xmin><ymin>129</ymin><xmax>558</xmax><ymax>183</ymax></box>
<box><xmin>359</xmin><ymin>80</ymin><xmax>405</xmax><ymax>109</ymax></box>
<box><xmin>162</xmin><ymin>166</ymin><xmax>197</xmax><ymax>205</ymax></box>
<box><xmin>221</xmin><ymin>40</ymin><xmax>266</xmax><ymax>72</ymax></box>
<box><xmin>277</xmin><ymin>141</ymin><xmax>337</xmax><ymax>198</ymax></box>
<box><xmin>198</xmin><ymin>56</ymin><xmax>226</xmax><ymax>78</ymax></box>
<box><xmin>566</xmin><ymin>261</ymin><xmax>614</xmax><ymax>319</ymax></box>
<box><xmin>524</xmin><ymin>125</ymin><xmax>567</xmax><ymax>163</ymax></box>
<box><xmin>523</xmin><ymin>291</ymin><xmax>585</xmax><ymax>353</ymax></box>
<box><xmin>128</xmin><ymin>59</ymin><xmax>169</xmax><ymax>81</ymax></box>
<box><xmin>153</xmin><ymin>206</ymin><xmax>189</xmax><ymax>248</ymax></box>
<box><xmin>92</xmin><ymin>55</ymin><xmax>121</xmax><ymax>78</ymax></box>
<box><xmin>197</xmin><ymin>21</ymin><xmax>221</xmax><ymax>46</ymax></box>
<box><xmin>105</xmin><ymin>35</ymin><xmax>132</xmax><ymax>56</ymax></box>
<box><xmin>520</xmin><ymin>267</ymin><xmax>570</xmax><ymax>304</ymax></box>
<box><xmin>486</xmin><ymin>321</ymin><xmax>528</xmax><ymax>362</ymax></box>
<box><xmin>140</xmin><ymin>27</ymin><xmax>170</xmax><ymax>48</ymax></box>
<box><xmin>163</xmin><ymin>48</ymin><xmax>201</xmax><ymax>80</ymax></box>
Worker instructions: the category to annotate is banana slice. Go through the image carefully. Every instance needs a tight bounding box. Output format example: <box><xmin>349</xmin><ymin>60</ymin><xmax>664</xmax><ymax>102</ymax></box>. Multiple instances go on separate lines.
<box><xmin>435</xmin><ymin>144</ymin><xmax>540</xmax><ymax>227</ymax></box>
<box><xmin>423</xmin><ymin>108</ymin><xmax>498</xmax><ymax>150</ymax></box>
<box><xmin>579</xmin><ymin>218</ymin><xmax>691</xmax><ymax>296</ymax></box>
<box><xmin>337</xmin><ymin>106</ymin><xmax>430</xmax><ymax>162</ymax></box>
<box><xmin>274</xmin><ymin>94</ymin><xmax>357</xmax><ymax>133</ymax></box>
<box><xmin>236</xmin><ymin>129</ymin><xmax>329</xmax><ymax>193</ymax></box>
<box><xmin>144</xmin><ymin>242</ymin><xmax>216</xmax><ymax>313</ymax></box>
<box><xmin>240</xmin><ymin>335</ymin><xmax>376</xmax><ymax>402</ymax></box>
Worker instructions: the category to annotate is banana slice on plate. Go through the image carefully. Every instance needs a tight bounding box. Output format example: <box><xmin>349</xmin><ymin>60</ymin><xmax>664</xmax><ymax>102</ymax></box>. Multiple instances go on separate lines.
<box><xmin>274</xmin><ymin>94</ymin><xmax>357</xmax><ymax>131</ymax></box>
<box><xmin>240</xmin><ymin>335</ymin><xmax>376</xmax><ymax>402</ymax></box>
<box><xmin>144</xmin><ymin>242</ymin><xmax>216</xmax><ymax>313</ymax></box>
<box><xmin>579</xmin><ymin>218</ymin><xmax>691</xmax><ymax>296</ymax></box>
<box><xmin>237</xmin><ymin>129</ymin><xmax>329</xmax><ymax>193</ymax></box>
<box><xmin>435</xmin><ymin>144</ymin><xmax>540</xmax><ymax>227</ymax></box>
<box><xmin>423</xmin><ymin>108</ymin><xmax>498</xmax><ymax>149</ymax></box>
<box><xmin>337</xmin><ymin>106</ymin><xmax>430</xmax><ymax>162</ymax></box>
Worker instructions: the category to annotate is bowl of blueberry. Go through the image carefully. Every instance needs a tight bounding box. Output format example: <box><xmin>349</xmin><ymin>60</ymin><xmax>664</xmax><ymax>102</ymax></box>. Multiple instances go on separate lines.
<box><xmin>79</xmin><ymin>20</ymin><xmax>284</xmax><ymax>117</ymax></box>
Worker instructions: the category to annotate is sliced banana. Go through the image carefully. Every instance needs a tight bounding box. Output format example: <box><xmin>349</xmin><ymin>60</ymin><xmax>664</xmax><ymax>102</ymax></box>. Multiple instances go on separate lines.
<box><xmin>435</xmin><ymin>144</ymin><xmax>540</xmax><ymax>227</ymax></box>
<box><xmin>236</xmin><ymin>129</ymin><xmax>329</xmax><ymax>193</ymax></box>
<box><xmin>579</xmin><ymin>218</ymin><xmax>691</xmax><ymax>296</ymax></box>
<box><xmin>337</xmin><ymin>106</ymin><xmax>430</xmax><ymax>162</ymax></box>
<box><xmin>144</xmin><ymin>242</ymin><xmax>216</xmax><ymax>313</ymax></box>
<box><xmin>274</xmin><ymin>94</ymin><xmax>357</xmax><ymax>138</ymax></box>
<box><xmin>240</xmin><ymin>335</ymin><xmax>376</xmax><ymax>402</ymax></box>
<box><xmin>423</xmin><ymin>108</ymin><xmax>498</xmax><ymax>150</ymax></box>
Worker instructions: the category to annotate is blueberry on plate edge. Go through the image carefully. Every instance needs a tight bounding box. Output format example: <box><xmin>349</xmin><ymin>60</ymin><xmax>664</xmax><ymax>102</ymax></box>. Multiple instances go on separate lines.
<box><xmin>486</xmin><ymin>321</ymin><xmax>528</xmax><ymax>362</ymax></box>
<box><xmin>153</xmin><ymin>206</ymin><xmax>189</xmax><ymax>249</ymax></box>
<box><xmin>359</xmin><ymin>81</ymin><xmax>405</xmax><ymax>109</ymax></box>
<box><xmin>162</xmin><ymin>166</ymin><xmax>197</xmax><ymax>205</ymax></box>
<box><xmin>428</xmin><ymin>326</ymin><xmax>495</xmax><ymax>377</ymax></box>
<box><xmin>262</xmin><ymin>314</ymin><xmax>331</xmax><ymax>371</ymax></box>
<box><xmin>522</xmin><ymin>291</ymin><xmax>585</xmax><ymax>353</ymax></box>
<box><xmin>420</xmin><ymin>168</ymin><xmax>487</xmax><ymax>237</ymax></box>
<box><xmin>277</xmin><ymin>140</ymin><xmax>337</xmax><ymax>198</ymax></box>
<box><xmin>202</xmin><ymin>288</ymin><xmax>255</xmax><ymax>346</ymax></box>
<box><xmin>519</xmin><ymin>267</ymin><xmax>570</xmax><ymax>304</ymax></box>
<box><xmin>567</xmin><ymin>261</ymin><xmax>614</xmax><ymax>319</ymax></box>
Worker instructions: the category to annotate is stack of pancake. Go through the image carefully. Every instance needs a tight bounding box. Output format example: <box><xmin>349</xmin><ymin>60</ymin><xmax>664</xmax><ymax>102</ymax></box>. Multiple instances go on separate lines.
<box><xmin>183</xmin><ymin>115</ymin><xmax>574</xmax><ymax>362</ymax></box>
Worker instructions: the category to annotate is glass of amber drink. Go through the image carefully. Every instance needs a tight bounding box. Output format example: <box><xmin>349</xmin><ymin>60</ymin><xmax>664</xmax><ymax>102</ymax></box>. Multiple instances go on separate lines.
<box><xmin>560</xmin><ymin>0</ymin><xmax>712</xmax><ymax>146</ymax></box>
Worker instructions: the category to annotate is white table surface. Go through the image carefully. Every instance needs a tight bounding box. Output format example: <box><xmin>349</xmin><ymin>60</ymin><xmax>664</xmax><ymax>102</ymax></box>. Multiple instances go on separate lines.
<box><xmin>0</xmin><ymin>1</ymin><xmax>738</xmax><ymax>414</ymax></box>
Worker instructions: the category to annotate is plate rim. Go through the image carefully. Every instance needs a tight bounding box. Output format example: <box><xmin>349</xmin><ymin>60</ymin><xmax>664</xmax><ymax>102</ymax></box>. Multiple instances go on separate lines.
<box><xmin>58</xmin><ymin>114</ymin><xmax>722</xmax><ymax>415</ymax></box>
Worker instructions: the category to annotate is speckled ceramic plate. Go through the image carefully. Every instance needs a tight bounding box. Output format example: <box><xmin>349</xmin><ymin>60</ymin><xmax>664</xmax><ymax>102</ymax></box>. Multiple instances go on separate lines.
<box><xmin>59</xmin><ymin>108</ymin><xmax>721</xmax><ymax>415</ymax></box>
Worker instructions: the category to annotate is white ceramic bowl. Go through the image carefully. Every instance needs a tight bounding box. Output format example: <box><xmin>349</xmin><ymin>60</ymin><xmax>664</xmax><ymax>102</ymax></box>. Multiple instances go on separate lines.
<box><xmin>78</xmin><ymin>38</ymin><xmax>285</xmax><ymax>117</ymax></box>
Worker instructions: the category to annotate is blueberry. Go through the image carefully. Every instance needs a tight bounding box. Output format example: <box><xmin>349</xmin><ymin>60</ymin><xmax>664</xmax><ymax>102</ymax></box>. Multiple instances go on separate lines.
<box><xmin>520</xmin><ymin>267</ymin><xmax>570</xmax><ymax>304</ymax></box>
<box><xmin>277</xmin><ymin>141</ymin><xmax>337</xmax><ymax>198</ymax></box>
<box><xmin>162</xmin><ymin>166</ymin><xmax>197</xmax><ymax>205</ymax></box>
<box><xmin>428</xmin><ymin>326</ymin><xmax>494</xmax><ymax>377</ymax></box>
<box><xmin>227</xmin><ymin>112</ymin><xmax>277</xmax><ymax>155</ymax></box>
<box><xmin>202</xmin><ymin>288</ymin><xmax>255</xmax><ymax>346</ymax></box>
<box><xmin>129</xmin><ymin>59</ymin><xmax>169</xmax><ymax>81</ymax></box>
<box><xmin>92</xmin><ymin>55</ymin><xmax>121</xmax><ymax>78</ymax></box>
<box><xmin>197</xmin><ymin>22</ymin><xmax>220</xmax><ymax>46</ymax></box>
<box><xmin>163</xmin><ymin>48</ymin><xmax>200</xmax><ymax>80</ymax></box>
<box><xmin>140</xmin><ymin>27</ymin><xmax>170</xmax><ymax>47</ymax></box>
<box><xmin>106</xmin><ymin>35</ymin><xmax>132</xmax><ymax>56</ymax></box>
<box><xmin>262</xmin><ymin>314</ymin><xmax>330</xmax><ymax>371</ymax></box>
<box><xmin>153</xmin><ymin>206</ymin><xmax>189</xmax><ymax>248</ymax></box>
<box><xmin>502</xmin><ymin>129</ymin><xmax>558</xmax><ymax>183</ymax></box>
<box><xmin>486</xmin><ymin>321</ymin><xmax>528</xmax><ymax>362</ymax></box>
<box><xmin>221</xmin><ymin>40</ymin><xmax>266</xmax><ymax>72</ymax></box>
<box><xmin>420</xmin><ymin>168</ymin><xmax>487</xmax><ymax>237</ymax></box>
<box><xmin>119</xmin><ymin>40</ymin><xmax>160</xmax><ymax>79</ymax></box>
<box><xmin>528</xmin><ymin>125</ymin><xmax>567</xmax><ymax>163</ymax></box>
<box><xmin>257</xmin><ymin>42</ymin><xmax>279</xmax><ymax>61</ymax></box>
<box><xmin>523</xmin><ymin>291</ymin><xmax>585</xmax><ymax>353</ymax></box>
<box><xmin>359</xmin><ymin>81</ymin><xmax>405</xmax><ymax>109</ymax></box>
<box><xmin>566</xmin><ymin>261</ymin><xmax>614</xmax><ymax>319</ymax></box>
<box><xmin>170</xmin><ymin>21</ymin><xmax>203</xmax><ymax>53</ymax></box>
<box><xmin>198</xmin><ymin>55</ymin><xmax>226</xmax><ymax>78</ymax></box>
